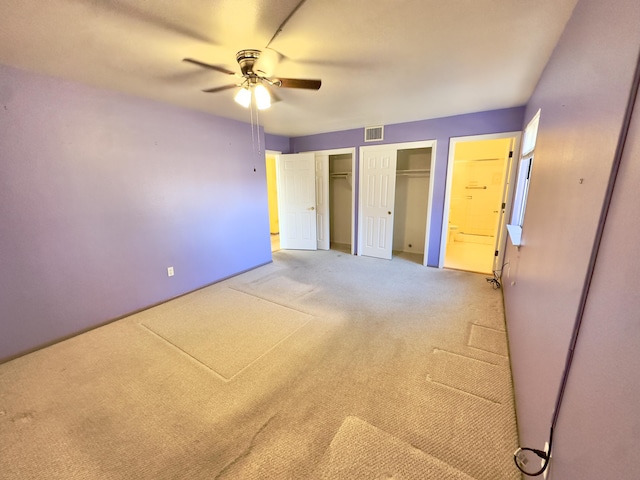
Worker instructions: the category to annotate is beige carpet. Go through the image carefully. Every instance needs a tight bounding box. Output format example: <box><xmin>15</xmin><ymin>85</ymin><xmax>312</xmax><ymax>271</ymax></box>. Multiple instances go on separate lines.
<box><xmin>140</xmin><ymin>288</ymin><xmax>314</xmax><ymax>380</ymax></box>
<box><xmin>468</xmin><ymin>323</ymin><xmax>510</xmax><ymax>357</ymax></box>
<box><xmin>427</xmin><ymin>349</ymin><xmax>509</xmax><ymax>404</ymax></box>
<box><xmin>0</xmin><ymin>249</ymin><xmax>521</xmax><ymax>479</ymax></box>
<box><xmin>312</xmin><ymin>416</ymin><xmax>476</xmax><ymax>479</ymax></box>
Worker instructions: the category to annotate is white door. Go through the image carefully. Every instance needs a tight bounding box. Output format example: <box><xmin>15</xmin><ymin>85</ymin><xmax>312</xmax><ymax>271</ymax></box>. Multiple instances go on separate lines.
<box><xmin>360</xmin><ymin>148</ymin><xmax>397</xmax><ymax>259</ymax></box>
<box><xmin>315</xmin><ymin>153</ymin><xmax>330</xmax><ymax>250</ymax></box>
<box><xmin>277</xmin><ymin>153</ymin><xmax>317</xmax><ymax>250</ymax></box>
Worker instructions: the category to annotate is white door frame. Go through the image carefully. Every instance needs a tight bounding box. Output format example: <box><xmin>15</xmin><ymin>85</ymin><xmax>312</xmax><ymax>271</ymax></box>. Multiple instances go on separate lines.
<box><xmin>438</xmin><ymin>132</ymin><xmax>522</xmax><ymax>269</ymax></box>
<box><xmin>302</xmin><ymin>148</ymin><xmax>357</xmax><ymax>254</ymax></box>
<box><xmin>359</xmin><ymin>140</ymin><xmax>437</xmax><ymax>266</ymax></box>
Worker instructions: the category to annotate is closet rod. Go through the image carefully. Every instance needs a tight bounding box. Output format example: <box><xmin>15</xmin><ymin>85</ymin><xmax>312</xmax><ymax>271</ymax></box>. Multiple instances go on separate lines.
<box><xmin>396</xmin><ymin>172</ymin><xmax>430</xmax><ymax>177</ymax></box>
<box><xmin>396</xmin><ymin>168</ymin><xmax>430</xmax><ymax>174</ymax></box>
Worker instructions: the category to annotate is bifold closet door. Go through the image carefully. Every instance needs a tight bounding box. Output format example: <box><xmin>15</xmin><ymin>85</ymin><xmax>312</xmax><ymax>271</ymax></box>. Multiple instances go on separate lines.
<box><xmin>315</xmin><ymin>153</ymin><xmax>330</xmax><ymax>250</ymax></box>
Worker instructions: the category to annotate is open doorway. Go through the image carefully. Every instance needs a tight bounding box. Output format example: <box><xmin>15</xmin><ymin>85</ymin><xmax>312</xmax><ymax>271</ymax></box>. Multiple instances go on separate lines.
<box><xmin>328</xmin><ymin>153</ymin><xmax>354</xmax><ymax>253</ymax></box>
<box><xmin>392</xmin><ymin>147</ymin><xmax>432</xmax><ymax>264</ymax></box>
<box><xmin>440</xmin><ymin>134</ymin><xmax>520</xmax><ymax>274</ymax></box>
<box><xmin>265</xmin><ymin>151</ymin><xmax>280</xmax><ymax>252</ymax></box>
<box><xmin>313</xmin><ymin>148</ymin><xmax>357</xmax><ymax>254</ymax></box>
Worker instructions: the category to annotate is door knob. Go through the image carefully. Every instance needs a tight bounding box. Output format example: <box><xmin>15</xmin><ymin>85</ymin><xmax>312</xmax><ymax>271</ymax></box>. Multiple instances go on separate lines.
<box><xmin>309</xmin><ymin>206</ymin><xmax>315</xmax><ymax>211</ymax></box>
<box><xmin>388</xmin><ymin>211</ymin><xmax>392</xmax><ymax>215</ymax></box>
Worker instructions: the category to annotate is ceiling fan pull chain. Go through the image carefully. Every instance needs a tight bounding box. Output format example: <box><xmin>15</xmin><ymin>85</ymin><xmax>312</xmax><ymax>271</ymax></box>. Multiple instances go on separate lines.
<box><xmin>250</xmin><ymin>98</ymin><xmax>256</xmax><ymax>154</ymax></box>
<box><xmin>256</xmin><ymin>102</ymin><xmax>262</xmax><ymax>154</ymax></box>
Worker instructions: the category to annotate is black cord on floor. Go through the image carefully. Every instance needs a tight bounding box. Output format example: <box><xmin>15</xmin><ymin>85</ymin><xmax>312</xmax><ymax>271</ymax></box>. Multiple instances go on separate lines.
<box><xmin>486</xmin><ymin>261</ymin><xmax>508</xmax><ymax>289</ymax></box>
<box><xmin>486</xmin><ymin>275</ymin><xmax>501</xmax><ymax>289</ymax></box>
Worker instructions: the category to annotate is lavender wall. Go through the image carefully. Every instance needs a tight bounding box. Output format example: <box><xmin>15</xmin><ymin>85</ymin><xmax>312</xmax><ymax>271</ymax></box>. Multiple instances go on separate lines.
<box><xmin>502</xmin><ymin>0</ymin><xmax>640</xmax><ymax>477</ymax></box>
<box><xmin>0</xmin><ymin>64</ymin><xmax>272</xmax><ymax>362</ymax></box>
<box><xmin>553</xmin><ymin>67</ymin><xmax>640</xmax><ymax>479</ymax></box>
<box><xmin>290</xmin><ymin>107</ymin><xmax>525</xmax><ymax>266</ymax></box>
<box><xmin>264</xmin><ymin>133</ymin><xmax>291</xmax><ymax>153</ymax></box>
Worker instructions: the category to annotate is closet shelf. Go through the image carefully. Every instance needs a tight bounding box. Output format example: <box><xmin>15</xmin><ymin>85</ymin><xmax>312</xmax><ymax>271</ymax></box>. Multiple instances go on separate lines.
<box><xmin>330</xmin><ymin>172</ymin><xmax>351</xmax><ymax>178</ymax></box>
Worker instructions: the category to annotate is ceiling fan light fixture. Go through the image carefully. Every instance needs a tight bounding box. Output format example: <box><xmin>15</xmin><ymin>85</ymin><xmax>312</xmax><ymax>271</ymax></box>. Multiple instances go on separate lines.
<box><xmin>234</xmin><ymin>87</ymin><xmax>251</xmax><ymax>108</ymax></box>
<box><xmin>187</xmin><ymin>49</ymin><xmax>319</xmax><ymax>111</ymax></box>
<box><xmin>254</xmin><ymin>84</ymin><xmax>271</xmax><ymax>110</ymax></box>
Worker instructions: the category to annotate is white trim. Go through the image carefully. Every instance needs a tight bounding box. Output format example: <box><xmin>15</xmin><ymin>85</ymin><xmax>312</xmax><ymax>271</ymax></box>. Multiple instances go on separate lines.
<box><xmin>439</xmin><ymin>131</ymin><xmax>522</xmax><ymax>269</ymax></box>
<box><xmin>521</xmin><ymin>109</ymin><xmax>541</xmax><ymax>157</ymax></box>
<box><xmin>511</xmin><ymin>110</ymin><xmax>541</xmax><ymax>229</ymax></box>
<box><xmin>506</xmin><ymin>225</ymin><xmax>523</xmax><ymax>246</ymax></box>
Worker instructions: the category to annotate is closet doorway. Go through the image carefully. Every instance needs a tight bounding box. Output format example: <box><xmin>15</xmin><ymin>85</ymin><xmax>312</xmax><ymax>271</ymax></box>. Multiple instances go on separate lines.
<box><xmin>314</xmin><ymin>148</ymin><xmax>356</xmax><ymax>254</ymax></box>
<box><xmin>328</xmin><ymin>154</ymin><xmax>354</xmax><ymax>253</ymax></box>
<box><xmin>440</xmin><ymin>133</ymin><xmax>521</xmax><ymax>274</ymax></box>
<box><xmin>358</xmin><ymin>140</ymin><xmax>436</xmax><ymax>265</ymax></box>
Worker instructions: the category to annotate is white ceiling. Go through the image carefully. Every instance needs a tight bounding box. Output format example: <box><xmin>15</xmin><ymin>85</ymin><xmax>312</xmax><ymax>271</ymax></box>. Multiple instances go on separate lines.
<box><xmin>0</xmin><ymin>0</ymin><xmax>578</xmax><ymax>137</ymax></box>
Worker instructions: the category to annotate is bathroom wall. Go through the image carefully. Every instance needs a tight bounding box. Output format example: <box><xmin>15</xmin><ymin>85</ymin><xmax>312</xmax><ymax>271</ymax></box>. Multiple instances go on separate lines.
<box><xmin>449</xmin><ymin>138</ymin><xmax>511</xmax><ymax>238</ymax></box>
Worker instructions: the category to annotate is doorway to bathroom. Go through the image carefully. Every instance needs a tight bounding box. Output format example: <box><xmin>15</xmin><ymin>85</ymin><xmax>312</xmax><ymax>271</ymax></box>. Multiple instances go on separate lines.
<box><xmin>440</xmin><ymin>133</ymin><xmax>521</xmax><ymax>274</ymax></box>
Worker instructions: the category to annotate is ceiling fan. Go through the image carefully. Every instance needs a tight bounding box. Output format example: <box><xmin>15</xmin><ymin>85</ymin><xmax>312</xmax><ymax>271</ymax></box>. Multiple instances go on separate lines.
<box><xmin>183</xmin><ymin>49</ymin><xmax>321</xmax><ymax>110</ymax></box>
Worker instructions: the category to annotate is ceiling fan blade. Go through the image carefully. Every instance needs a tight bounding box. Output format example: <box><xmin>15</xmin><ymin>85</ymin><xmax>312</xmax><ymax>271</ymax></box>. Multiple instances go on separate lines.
<box><xmin>183</xmin><ymin>58</ymin><xmax>236</xmax><ymax>76</ymax></box>
<box><xmin>202</xmin><ymin>84</ymin><xmax>238</xmax><ymax>93</ymax></box>
<box><xmin>265</xmin><ymin>85</ymin><xmax>282</xmax><ymax>103</ymax></box>
<box><xmin>276</xmin><ymin>78</ymin><xmax>322</xmax><ymax>90</ymax></box>
<box><xmin>254</xmin><ymin>48</ymin><xmax>282</xmax><ymax>78</ymax></box>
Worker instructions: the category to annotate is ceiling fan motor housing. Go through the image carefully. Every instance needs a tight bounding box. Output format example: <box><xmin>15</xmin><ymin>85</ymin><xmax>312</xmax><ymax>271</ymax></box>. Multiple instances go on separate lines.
<box><xmin>236</xmin><ymin>49</ymin><xmax>261</xmax><ymax>77</ymax></box>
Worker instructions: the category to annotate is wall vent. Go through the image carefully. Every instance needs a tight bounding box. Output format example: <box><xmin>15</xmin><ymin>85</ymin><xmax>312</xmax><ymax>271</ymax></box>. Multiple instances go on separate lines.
<box><xmin>364</xmin><ymin>125</ymin><xmax>384</xmax><ymax>142</ymax></box>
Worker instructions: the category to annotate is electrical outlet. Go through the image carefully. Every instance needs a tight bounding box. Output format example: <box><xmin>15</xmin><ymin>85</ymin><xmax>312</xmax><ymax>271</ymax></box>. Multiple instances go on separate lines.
<box><xmin>167</xmin><ymin>266</ymin><xmax>174</xmax><ymax>277</ymax></box>
<box><xmin>543</xmin><ymin>442</ymin><xmax>551</xmax><ymax>479</ymax></box>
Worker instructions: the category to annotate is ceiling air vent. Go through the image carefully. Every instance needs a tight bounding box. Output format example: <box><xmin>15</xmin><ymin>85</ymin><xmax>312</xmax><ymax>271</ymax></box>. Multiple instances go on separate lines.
<box><xmin>364</xmin><ymin>125</ymin><xmax>384</xmax><ymax>142</ymax></box>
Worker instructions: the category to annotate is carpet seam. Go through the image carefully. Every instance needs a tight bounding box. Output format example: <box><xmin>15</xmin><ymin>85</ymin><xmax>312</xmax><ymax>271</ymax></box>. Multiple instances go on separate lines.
<box><xmin>471</xmin><ymin>323</ymin><xmax>506</xmax><ymax>333</ymax></box>
<box><xmin>432</xmin><ymin>348</ymin><xmax>500</xmax><ymax>366</ymax></box>
<box><xmin>138</xmin><ymin>323</ymin><xmax>230</xmax><ymax>381</ymax></box>
<box><xmin>426</xmin><ymin>375</ymin><xmax>502</xmax><ymax>405</ymax></box>
<box><xmin>227</xmin><ymin>286</ymin><xmax>316</xmax><ymax>316</ymax></box>
<box><xmin>465</xmin><ymin>344</ymin><xmax>508</xmax><ymax>358</ymax></box>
